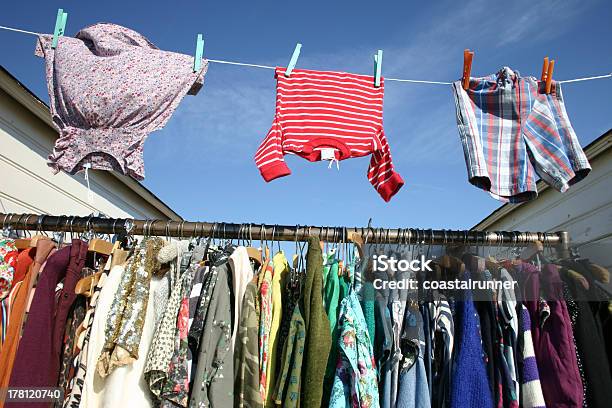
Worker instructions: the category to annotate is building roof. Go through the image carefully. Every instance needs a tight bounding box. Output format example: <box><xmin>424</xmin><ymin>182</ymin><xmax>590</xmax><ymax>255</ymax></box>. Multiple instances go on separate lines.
<box><xmin>473</xmin><ymin>129</ymin><xmax>612</xmax><ymax>230</ymax></box>
<box><xmin>0</xmin><ymin>65</ymin><xmax>182</xmax><ymax>221</ymax></box>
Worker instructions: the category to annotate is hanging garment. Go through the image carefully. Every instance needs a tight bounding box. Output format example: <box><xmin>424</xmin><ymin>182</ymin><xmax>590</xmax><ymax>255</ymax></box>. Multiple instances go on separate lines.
<box><xmin>329</xmin><ymin>270</ymin><xmax>380</xmax><ymax>407</ymax></box>
<box><xmin>0</xmin><ymin>239</ymin><xmax>17</xmax><ymax>300</ymax></box>
<box><xmin>158</xmin><ymin>245</ymin><xmax>207</xmax><ymax>407</ymax></box>
<box><xmin>396</xmin><ymin>306</ymin><xmax>430</xmax><ymax>408</ymax></box>
<box><xmin>561</xmin><ymin>261</ymin><xmax>612</xmax><ymax>407</ymax></box>
<box><xmin>235</xmin><ymin>275</ymin><xmax>264</xmax><ymax>407</ymax></box>
<box><xmin>517</xmin><ymin>304</ymin><xmax>546</xmax><ymax>408</ymax></box>
<box><xmin>63</xmin><ymin>269</ymin><xmax>109</xmax><ymax>407</ymax></box>
<box><xmin>496</xmin><ymin>268</ymin><xmax>520</xmax><ymax>407</ymax></box>
<box><xmin>258</xmin><ymin>261</ymin><xmax>274</xmax><ymax>401</ymax></box>
<box><xmin>230</xmin><ymin>247</ymin><xmax>255</xmax><ymax>353</ymax></box>
<box><xmin>188</xmin><ymin>247</ymin><xmax>231</xmax><ymax>357</ymax></box>
<box><xmin>80</xmin><ymin>239</ymin><xmax>167</xmax><ymax>408</ymax></box>
<box><xmin>430</xmin><ymin>292</ymin><xmax>454</xmax><ymax>408</ymax></box>
<box><xmin>388</xmin><ymin>270</ymin><xmax>410</xmax><ymax>408</ymax></box>
<box><xmin>449</xmin><ymin>272</ymin><xmax>494</xmax><ymax>408</ymax></box>
<box><xmin>56</xmin><ymin>286</ymin><xmax>87</xmax><ymax>405</ymax></box>
<box><xmin>158</xmin><ymin>260</ymin><xmax>198</xmax><ymax>407</ymax></box>
<box><xmin>300</xmin><ymin>237</ymin><xmax>332</xmax><ymax>406</ymax></box>
<box><xmin>145</xmin><ymin>241</ymin><xmax>191</xmax><ymax>399</ymax></box>
<box><xmin>97</xmin><ymin>238</ymin><xmax>163</xmax><ymax>376</ymax></box>
<box><xmin>273</xmin><ymin>298</ymin><xmax>306</xmax><ymax>408</ymax></box>
<box><xmin>189</xmin><ymin>258</ymin><xmax>233</xmax><ymax>407</ymax></box>
<box><xmin>0</xmin><ymin>243</ymin><xmax>49</xmax><ymax>398</ymax></box>
<box><xmin>323</xmin><ymin>252</ymin><xmax>341</xmax><ymax>400</ymax></box>
<box><xmin>9</xmin><ymin>240</ymin><xmax>87</xmax><ymax>405</ymax></box>
<box><xmin>265</xmin><ymin>251</ymin><xmax>289</xmax><ymax>407</ymax></box>
<box><xmin>519</xmin><ymin>262</ymin><xmax>584</xmax><ymax>407</ymax></box>
<box><xmin>254</xmin><ymin>68</ymin><xmax>404</xmax><ymax>202</ymax></box>
<box><xmin>374</xmin><ymin>287</ymin><xmax>393</xmax><ymax>408</ymax></box>
<box><xmin>85</xmin><ymin>266</ymin><xmax>166</xmax><ymax>408</ymax></box>
<box><xmin>452</xmin><ymin>67</ymin><xmax>590</xmax><ymax>202</ymax></box>
<box><xmin>35</xmin><ymin>23</ymin><xmax>208</xmax><ymax>180</ymax></box>
<box><xmin>473</xmin><ymin>270</ymin><xmax>502</xmax><ymax>406</ymax></box>
<box><xmin>186</xmin><ymin>265</ymin><xmax>208</xmax><ymax>385</ymax></box>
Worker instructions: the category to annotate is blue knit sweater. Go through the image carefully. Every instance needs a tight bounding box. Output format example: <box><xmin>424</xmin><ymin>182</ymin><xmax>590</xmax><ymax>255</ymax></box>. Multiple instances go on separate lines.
<box><xmin>450</xmin><ymin>273</ymin><xmax>494</xmax><ymax>408</ymax></box>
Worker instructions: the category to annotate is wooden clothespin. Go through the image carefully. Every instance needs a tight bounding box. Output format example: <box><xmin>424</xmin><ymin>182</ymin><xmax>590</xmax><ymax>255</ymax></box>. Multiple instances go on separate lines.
<box><xmin>541</xmin><ymin>56</ymin><xmax>555</xmax><ymax>94</ymax></box>
<box><xmin>193</xmin><ymin>34</ymin><xmax>204</xmax><ymax>72</ymax></box>
<box><xmin>462</xmin><ymin>49</ymin><xmax>474</xmax><ymax>90</ymax></box>
<box><xmin>52</xmin><ymin>8</ymin><xmax>68</xmax><ymax>49</ymax></box>
<box><xmin>545</xmin><ymin>59</ymin><xmax>555</xmax><ymax>94</ymax></box>
<box><xmin>284</xmin><ymin>43</ymin><xmax>302</xmax><ymax>77</ymax></box>
<box><xmin>540</xmin><ymin>57</ymin><xmax>549</xmax><ymax>82</ymax></box>
<box><xmin>374</xmin><ymin>49</ymin><xmax>383</xmax><ymax>87</ymax></box>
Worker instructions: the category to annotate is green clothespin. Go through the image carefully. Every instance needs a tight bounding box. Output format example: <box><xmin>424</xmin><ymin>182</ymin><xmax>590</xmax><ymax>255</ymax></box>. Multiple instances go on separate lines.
<box><xmin>193</xmin><ymin>34</ymin><xmax>204</xmax><ymax>72</ymax></box>
<box><xmin>374</xmin><ymin>49</ymin><xmax>383</xmax><ymax>87</ymax></box>
<box><xmin>51</xmin><ymin>8</ymin><xmax>68</xmax><ymax>49</ymax></box>
<box><xmin>285</xmin><ymin>43</ymin><xmax>302</xmax><ymax>77</ymax></box>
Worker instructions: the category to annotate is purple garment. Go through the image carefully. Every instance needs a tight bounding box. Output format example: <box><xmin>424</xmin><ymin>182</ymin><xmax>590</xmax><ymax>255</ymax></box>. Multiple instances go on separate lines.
<box><xmin>8</xmin><ymin>240</ymin><xmax>87</xmax><ymax>406</ymax></box>
<box><xmin>35</xmin><ymin>23</ymin><xmax>208</xmax><ymax>179</ymax></box>
<box><xmin>518</xmin><ymin>262</ymin><xmax>583</xmax><ymax>408</ymax></box>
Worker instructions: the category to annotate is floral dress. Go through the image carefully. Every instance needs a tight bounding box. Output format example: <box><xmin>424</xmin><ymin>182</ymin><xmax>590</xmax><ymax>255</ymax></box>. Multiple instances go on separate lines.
<box><xmin>329</xmin><ymin>256</ymin><xmax>380</xmax><ymax>408</ymax></box>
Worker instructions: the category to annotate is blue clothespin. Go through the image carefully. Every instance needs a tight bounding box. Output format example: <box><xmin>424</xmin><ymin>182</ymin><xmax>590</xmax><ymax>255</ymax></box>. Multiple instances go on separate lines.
<box><xmin>285</xmin><ymin>43</ymin><xmax>302</xmax><ymax>77</ymax></box>
<box><xmin>193</xmin><ymin>34</ymin><xmax>204</xmax><ymax>72</ymax></box>
<box><xmin>51</xmin><ymin>8</ymin><xmax>68</xmax><ymax>49</ymax></box>
<box><xmin>374</xmin><ymin>49</ymin><xmax>383</xmax><ymax>87</ymax></box>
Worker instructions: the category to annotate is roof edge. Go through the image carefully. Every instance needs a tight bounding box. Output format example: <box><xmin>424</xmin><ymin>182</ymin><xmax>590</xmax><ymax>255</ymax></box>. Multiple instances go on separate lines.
<box><xmin>472</xmin><ymin>129</ymin><xmax>612</xmax><ymax>231</ymax></box>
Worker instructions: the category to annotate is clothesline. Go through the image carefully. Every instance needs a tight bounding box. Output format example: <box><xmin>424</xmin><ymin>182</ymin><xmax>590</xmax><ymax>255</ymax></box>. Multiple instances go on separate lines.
<box><xmin>1</xmin><ymin>23</ymin><xmax>611</xmax><ymax>86</ymax></box>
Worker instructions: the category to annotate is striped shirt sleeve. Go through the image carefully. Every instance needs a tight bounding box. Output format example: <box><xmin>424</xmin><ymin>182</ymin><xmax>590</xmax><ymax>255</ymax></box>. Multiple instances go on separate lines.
<box><xmin>255</xmin><ymin>118</ymin><xmax>291</xmax><ymax>181</ymax></box>
<box><xmin>368</xmin><ymin>130</ymin><xmax>404</xmax><ymax>201</ymax></box>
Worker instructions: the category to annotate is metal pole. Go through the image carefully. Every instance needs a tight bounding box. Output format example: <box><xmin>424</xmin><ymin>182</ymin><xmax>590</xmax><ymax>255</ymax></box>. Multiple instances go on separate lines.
<box><xmin>0</xmin><ymin>213</ymin><xmax>567</xmax><ymax>247</ymax></box>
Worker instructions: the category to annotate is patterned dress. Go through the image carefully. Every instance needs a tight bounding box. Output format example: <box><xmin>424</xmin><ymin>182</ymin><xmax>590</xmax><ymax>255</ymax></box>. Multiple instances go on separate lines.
<box><xmin>258</xmin><ymin>263</ymin><xmax>274</xmax><ymax>400</ymax></box>
<box><xmin>329</xmin><ymin>290</ymin><xmax>380</xmax><ymax>408</ymax></box>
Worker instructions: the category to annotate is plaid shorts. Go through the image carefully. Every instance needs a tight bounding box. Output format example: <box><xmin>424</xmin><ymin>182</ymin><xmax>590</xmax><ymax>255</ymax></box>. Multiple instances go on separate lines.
<box><xmin>453</xmin><ymin>67</ymin><xmax>590</xmax><ymax>202</ymax></box>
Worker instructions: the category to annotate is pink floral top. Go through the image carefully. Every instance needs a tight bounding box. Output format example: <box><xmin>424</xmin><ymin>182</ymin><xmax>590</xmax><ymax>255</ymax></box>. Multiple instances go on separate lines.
<box><xmin>35</xmin><ymin>23</ymin><xmax>208</xmax><ymax>180</ymax></box>
<box><xmin>0</xmin><ymin>239</ymin><xmax>17</xmax><ymax>299</ymax></box>
<box><xmin>258</xmin><ymin>263</ymin><xmax>274</xmax><ymax>400</ymax></box>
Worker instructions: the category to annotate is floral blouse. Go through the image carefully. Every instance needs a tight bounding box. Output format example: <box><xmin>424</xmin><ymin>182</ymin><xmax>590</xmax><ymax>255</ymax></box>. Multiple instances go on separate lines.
<box><xmin>258</xmin><ymin>263</ymin><xmax>274</xmax><ymax>401</ymax></box>
<box><xmin>329</xmin><ymin>291</ymin><xmax>380</xmax><ymax>408</ymax></box>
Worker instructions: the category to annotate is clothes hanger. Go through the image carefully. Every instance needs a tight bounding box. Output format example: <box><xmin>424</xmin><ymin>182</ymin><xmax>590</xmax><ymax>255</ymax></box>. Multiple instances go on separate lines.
<box><xmin>27</xmin><ymin>215</ymin><xmax>50</xmax><ymax>248</ymax></box>
<box><xmin>461</xmin><ymin>230</ymin><xmax>483</xmax><ymax>274</ymax></box>
<box><xmin>243</xmin><ymin>223</ymin><xmax>262</xmax><ymax>267</ymax></box>
<box><xmin>2</xmin><ymin>213</ymin><xmax>28</xmax><ymax>249</ymax></box>
<box><xmin>587</xmin><ymin>263</ymin><xmax>609</xmax><ymax>283</ymax></box>
<box><xmin>14</xmin><ymin>214</ymin><xmax>32</xmax><ymax>249</ymax></box>
<box><xmin>520</xmin><ymin>239</ymin><xmax>544</xmax><ymax>261</ymax></box>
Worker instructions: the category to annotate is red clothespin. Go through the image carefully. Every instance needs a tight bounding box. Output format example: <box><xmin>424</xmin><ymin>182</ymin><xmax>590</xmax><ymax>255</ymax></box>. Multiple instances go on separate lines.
<box><xmin>462</xmin><ymin>49</ymin><xmax>474</xmax><ymax>90</ymax></box>
<box><xmin>545</xmin><ymin>59</ymin><xmax>555</xmax><ymax>94</ymax></box>
<box><xmin>540</xmin><ymin>57</ymin><xmax>549</xmax><ymax>82</ymax></box>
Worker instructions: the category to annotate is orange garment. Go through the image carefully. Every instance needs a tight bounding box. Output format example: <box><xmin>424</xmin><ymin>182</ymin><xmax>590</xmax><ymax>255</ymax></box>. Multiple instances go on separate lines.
<box><xmin>10</xmin><ymin>248</ymin><xmax>34</xmax><ymax>287</ymax></box>
<box><xmin>0</xmin><ymin>240</ymin><xmax>54</xmax><ymax>405</ymax></box>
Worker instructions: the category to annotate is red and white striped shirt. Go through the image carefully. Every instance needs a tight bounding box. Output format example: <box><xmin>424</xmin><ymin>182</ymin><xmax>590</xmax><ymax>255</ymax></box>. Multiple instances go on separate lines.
<box><xmin>255</xmin><ymin>67</ymin><xmax>404</xmax><ymax>202</ymax></box>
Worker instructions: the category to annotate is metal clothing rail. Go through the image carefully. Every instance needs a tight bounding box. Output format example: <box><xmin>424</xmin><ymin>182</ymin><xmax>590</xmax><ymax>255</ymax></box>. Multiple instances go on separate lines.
<box><xmin>0</xmin><ymin>213</ymin><xmax>570</xmax><ymax>257</ymax></box>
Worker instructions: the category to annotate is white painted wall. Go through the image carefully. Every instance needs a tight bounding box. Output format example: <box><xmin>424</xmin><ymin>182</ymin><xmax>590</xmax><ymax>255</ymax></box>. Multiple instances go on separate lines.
<box><xmin>0</xmin><ymin>69</ymin><xmax>179</xmax><ymax>221</ymax></box>
<box><xmin>474</xmin><ymin>133</ymin><xmax>612</xmax><ymax>269</ymax></box>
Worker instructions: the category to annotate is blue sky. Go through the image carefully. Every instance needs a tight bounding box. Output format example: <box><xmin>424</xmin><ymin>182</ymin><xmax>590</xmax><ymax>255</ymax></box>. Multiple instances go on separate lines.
<box><xmin>2</xmin><ymin>0</ymin><xmax>611</xmax><ymax>230</ymax></box>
